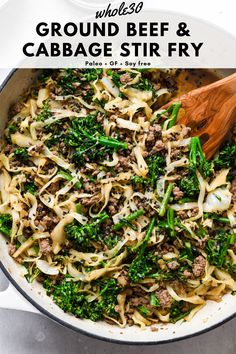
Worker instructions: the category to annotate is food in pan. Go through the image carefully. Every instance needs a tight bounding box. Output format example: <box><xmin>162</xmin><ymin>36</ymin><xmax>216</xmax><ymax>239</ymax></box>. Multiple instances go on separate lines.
<box><xmin>0</xmin><ymin>68</ymin><xmax>235</xmax><ymax>327</ymax></box>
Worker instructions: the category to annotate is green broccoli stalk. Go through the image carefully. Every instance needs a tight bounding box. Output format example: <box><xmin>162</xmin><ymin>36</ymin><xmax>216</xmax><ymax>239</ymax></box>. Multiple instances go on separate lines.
<box><xmin>189</xmin><ymin>137</ymin><xmax>213</xmax><ymax>179</ymax></box>
<box><xmin>137</xmin><ymin>305</ymin><xmax>152</xmax><ymax>317</ymax></box>
<box><xmin>64</xmin><ymin>212</ymin><xmax>109</xmax><ymax>251</ymax></box>
<box><xmin>159</xmin><ymin>183</ymin><xmax>174</xmax><ymax>217</ymax></box>
<box><xmin>0</xmin><ymin>214</ymin><xmax>12</xmax><ymax>237</ymax></box>
<box><xmin>128</xmin><ymin>217</ymin><xmax>156</xmax><ymax>283</ymax></box>
<box><xmin>58</xmin><ymin>170</ymin><xmax>82</xmax><ymax>189</ymax></box>
<box><xmin>170</xmin><ymin>301</ymin><xmax>192</xmax><ymax>323</ymax></box>
<box><xmin>112</xmin><ymin>209</ymin><xmax>144</xmax><ymax>231</ymax></box>
<box><xmin>204</xmin><ymin>213</ymin><xmax>230</xmax><ymax>224</ymax></box>
<box><xmin>155</xmin><ymin>102</ymin><xmax>181</xmax><ymax>128</ymax></box>
<box><xmin>167</xmin><ymin>208</ymin><xmax>175</xmax><ymax>237</ymax></box>
<box><xmin>179</xmin><ymin>241</ymin><xmax>194</xmax><ymax>261</ymax></box>
<box><xmin>167</xmin><ymin>102</ymin><xmax>182</xmax><ymax>128</ymax></box>
<box><xmin>150</xmin><ymin>293</ymin><xmax>160</xmax><ymax>308</ymax></box>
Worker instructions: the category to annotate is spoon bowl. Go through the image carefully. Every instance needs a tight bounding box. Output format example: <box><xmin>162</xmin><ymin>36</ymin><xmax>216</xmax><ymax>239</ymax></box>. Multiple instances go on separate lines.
<box><xmin>164</xmin><ymin>73</ymin><xmax>236</xmax><ymax>159</ymax></box>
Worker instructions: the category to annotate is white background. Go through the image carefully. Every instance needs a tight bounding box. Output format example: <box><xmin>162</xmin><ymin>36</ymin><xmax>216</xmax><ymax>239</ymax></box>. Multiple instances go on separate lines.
<box><xmin>0</xmin><ymin>0</ymin><xmax>235</xmax><ymax>68</ymax></box>
<box><xmin>144</xmin><ymin>0</ymin><xmax>236</xmax><ymax>36</ymax></box>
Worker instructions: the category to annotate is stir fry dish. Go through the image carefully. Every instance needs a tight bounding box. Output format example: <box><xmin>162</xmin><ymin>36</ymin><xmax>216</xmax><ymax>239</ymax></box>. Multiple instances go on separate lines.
<box><xmin>0</xmin><ymin>68</ymin><xmax>235</xmax><ymax>327</ymax></box>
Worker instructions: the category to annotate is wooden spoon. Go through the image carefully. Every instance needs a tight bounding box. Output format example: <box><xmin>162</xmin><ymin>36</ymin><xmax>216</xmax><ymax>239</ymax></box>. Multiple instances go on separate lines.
<box><xmin>163</xmin><ymin>73</ymin><xmax>236</xmax><ymax>159</ymax></box>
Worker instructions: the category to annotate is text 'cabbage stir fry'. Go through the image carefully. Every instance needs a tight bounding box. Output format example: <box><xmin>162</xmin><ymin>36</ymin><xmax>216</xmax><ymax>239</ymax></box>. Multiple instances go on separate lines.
<box><xmin>0</xmin><ymin>68</ymin><xmax>235</xmax><ymax>328</ymax></box>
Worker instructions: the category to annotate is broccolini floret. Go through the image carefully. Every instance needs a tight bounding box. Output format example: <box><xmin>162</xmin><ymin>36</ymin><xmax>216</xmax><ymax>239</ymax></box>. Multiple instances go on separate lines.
<box><xmin>81</xmin><ymin>69</ymin><xmax>103</xmax><ymax>82</ymax></box>
<box><xmin>147</xmin><ymin>154</ymin><xmax>166</xmax><ymax>188</ymax></box>
<box><xmin>24</xmin><ymin>182</ymin><xmax>37</xmax><ymax>195</ymax></box>
<box><xmin>64</xmin><ymin>212</ymin><xmax>109</xmax><ymax>251</ymax></box>
<box><xmin>43</xmin><ymin>277</ymin><xmax>120</xmax><ymax>321</ymax></box>
<box><xmin>132</xmin><ymin>77</ymin><xmax>153</xmax><ymax>92</ymax></box>
<box><xmin>57</xmin><ymin>69</ymin><xmax>78</xmax><ymax>95</ymax></box>
<box><xmin>128</xmin><ymin>217</ymin><xmax>156</xmax><ymax>282</ymax></box>
<box><xmin>8</xmin><ymin>124</ymin><xmax>17</xmax><ymax>134</ymax></box>
<box><xmin>36</xmin><ymin>101</ymin><xmax>52</xmax><ymax>121</ymax></box>
<box><xmin>0</xmin><ymin>214</ymin><xmax>12</xmax><ymax>237</ymax></box>
<box><xmin>170</xmin><ymin>301</ymin><xmax>192</xmax><ymax>323</ymax></box>
<box><xmin>14</xmin><ymin>148</ymin><xmax>29</xmax><ymax>163</ymax></box>
<box><xmin>179</xmin><ymin>173</ymin><xmax>200</xmax><ymax>198</ymax></box>
<box><xmin>214</xmin><ymin>143</ymin><xmax>236</xmax><ymax>169</ymax></box>
<box><xmin>65</xmin><ymin>113</ymin><xmax>128</xmax><ymax>166</ymax></box>
<box><xmin>205</xmin><ymin>230</ymin><xmax>235</xmax><ymax>268</ymax></box>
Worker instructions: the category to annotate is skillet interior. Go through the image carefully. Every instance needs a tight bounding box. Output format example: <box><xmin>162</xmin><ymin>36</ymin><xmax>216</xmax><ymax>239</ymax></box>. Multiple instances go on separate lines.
<box><xmin>0</xmin><ymin>68</ymin><xmax>235</xmax><ymax>344</ymax></box>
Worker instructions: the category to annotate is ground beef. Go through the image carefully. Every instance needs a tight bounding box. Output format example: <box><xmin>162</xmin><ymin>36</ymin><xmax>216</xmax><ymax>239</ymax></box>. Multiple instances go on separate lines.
<box><xmin>130</xmin><ymin>296</ymin><xmax>149</xmax><ymax>307</ymax></box>
<box><xmin>182</xmin><ymin>126</ymin><xmax>191</xmax><ymax>137</ymax></box>
<box><xmin>232</xmin><ymin>239</ymin><xmax>236</xmax><ymax>251</ymax></box>
<box><xmin>170</xmin><ymin>280</ymin><xmax>185</xmax><ymax>295</ymax></box>
<box><xmin>28</xmin><ymin>143</ymin><xmax>45</xmax><ymax>156</ymax></box>
<box><xmin>8</xmin><ymin>243</ymin><xmax>16</xmax><ymax>256</ymax></box>
<box><xmin>108</xmin><ymin>114</ymin><xmax>117</xmax><ymax>122</ymax></box>
<box><xmin>119</xmin><ymin>156</ymin><xmax>130</xmax><ymax>168</ymax></box>
<box><xmin>120</xmin><ymin>73</ymin><xmax>132</xmax><ymax>84</ymax></box>
<box><xmin>34</xmin><ymin>143</ymin><xmax>44</xmax><ymax>154</ymax></box>
<box><xmin>96</xmin><ymin>112</ymin><xmax>104</xmax><ymax>122</ymax></box>
<box><xmin>164</xmin><ymin>76</ymin><xmax>177</xmax><ymax>92</ymax></box>
<box><xmin>9</xmin><ymin>102</ymin><xmax>23</xmax><ymax>117</ymax></box>
<box><xmin>59</xmin><ymin>141</ymin><xmax>68</xmax><ymax>154</ymax></box>
<box><xmin>170</xmin><ymin>148</ymin><xmax>182</xmax><ymax>159</ymax></box>
<box><xmin>230</xmin><ymin>177</ymin><xmax>236</xmax><ymax>204</ymax></box>
<box><xmin>49</xmin><ymin>181</ymin><xmax>60</xmax><ymax>194</ymax></box>
<box><xmin>36</xmin><ymin>203</ymin><xmax>47</xmax><ymax>219</ymax></box>
<box><xmin>153</xmin><ymin>83</ymin><xmax>161</xmax><ymax>91</ymax></box>
<box><xmin>127</xmin><ymin>318</ymin><xmax>134</xmax><ymax>326</ymax></box>
<box><xmin>167</xmin><ymin>260</ymin><xmax>180</xmax><ymax>270</ymax></box>
<box><xmin>117</xmin><ymin>272</ymin><xmax>129</xmax><ymax>287</ymax></box>
<box><xmin>37</xmin><ymin>215</ymin><xmax>59</xmax><ymax>230</ymax></box>
<box><xmin>192</xmin><ymin>255</ymin><xmax>206</xmax><ymax>277</ymax></box>
<box><xmin>81</xmin><ymin>194</ymin><xmax>101</xmax><ymax>207</ymax></box>
<box><xmin>151</xmin><ymin>140</ymin><xmax>165</xmax><ymax>154</ymax></box>
<box><xmin>39</xmin><ymin>238</ymin><xmax>51</xmax><ymax>255</ymax></box>
<box><xmin>156</xmin><ymin>289</ymin><xmax>173</xmax><ymax>308</ymax></box>
<box><xmin>114</xmin><ymin>305</ymin><xmax>121</xmax><ymax>313</ymax></box>
<box><xmin>160</xmin><ymin>243</ymin><xmax>175</xmax><ymax>254</ymax></box>
<box><xmin>2</xmin><ymin>144</ymin><xmax>14</xmax><ymax>155</ymax></box>
<box><xmin>84</xmin><ymin>183</ymin><xmax>98</xmax><ymax>193</ymax></box>
<box><xmin>107</xmin><ymin>197</ymin><xmax>120</xmax><ymax>215</ymax></box>
<box><xmin>177</xmin><ymin>208</ymin><xmax>199</xmax><ymax>220</ymax></box>
<box><xmin>183</xmin><ymin>269</ymin><xmax>193</xmax><ymax>279</ymax></box>
<box><xmin>173</xmin><ymin>186</ymin><xmax>184</xmax><ymax>200</ymax></box>
<box><xmin>150</xmin><ymin>325</ymin><xmax>159</xmax><ymax>332</ymax></box>
<box><xmin>146</xmin><ymin>124</ymin><xmax>162</xmax><ymax>146</ymax></box>
<box><xmin>115</xmin><ymin>156</ymin><xmax>130</xmax><ymax>172</ymax></box>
